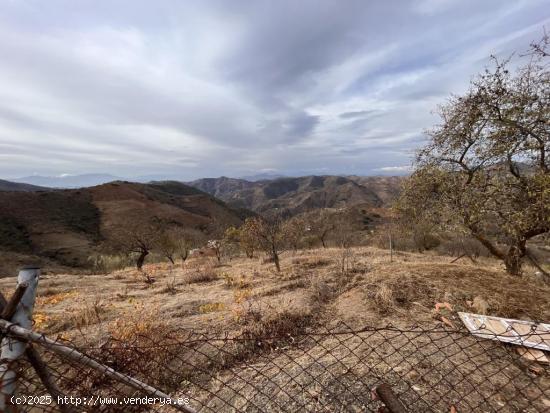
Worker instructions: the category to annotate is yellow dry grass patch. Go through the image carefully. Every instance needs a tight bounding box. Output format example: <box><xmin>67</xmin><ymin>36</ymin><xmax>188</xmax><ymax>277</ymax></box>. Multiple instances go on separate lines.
<box><xmin>199</xmin><ymin>302</ymin><xmax>226</xmax><ymax>314</ymax></box>
<box><xmin>36</xmin><ymin>290</ymin><xmax>78</xmax><ymax>306</ymax></box>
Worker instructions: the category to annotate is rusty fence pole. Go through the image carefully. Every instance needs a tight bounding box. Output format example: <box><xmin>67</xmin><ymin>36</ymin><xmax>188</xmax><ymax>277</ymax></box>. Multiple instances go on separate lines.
<box><xmin>375</xmin><ymin>383</ymin><xmax>408</xmax><ymax>413</ymax></box>
<box><xmin>0</xmin><ymin>284</ymin><xmax>28</xmax><ymax>321</ymax></box>
<box><xmin>0</xmin><ymin>267</ymin><xmax>40</xmax><ymax>412</ymax></box>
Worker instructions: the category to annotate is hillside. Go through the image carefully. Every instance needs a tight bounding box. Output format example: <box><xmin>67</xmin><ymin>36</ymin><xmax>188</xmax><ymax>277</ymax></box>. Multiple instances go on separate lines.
<box><xmin>0</xmin><ymin>179</ymin><xmax>48</xmax><ymax>192</ymax></box>
<box><xmin>346</xmin><ymin>175</ymin><xmax>404</xmax><ymax>204</ymax></box>
<box><xmin>187</xmin><ymin>176</ymin><xmax>258</xmax><ymax>200</ymax></box>
<box><xmin>0</xmin><ymin>181</ymin><xmax>247</xmax><ymax>275</ymax></box>
<box><xmin>188</xmin><ymin>175</ymin><xmax>402</xmax><ymax>215</ymax></box>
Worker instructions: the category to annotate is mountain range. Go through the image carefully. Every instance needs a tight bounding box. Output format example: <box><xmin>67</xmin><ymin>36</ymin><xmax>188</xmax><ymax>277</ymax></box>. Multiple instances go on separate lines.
<box><xmin>187</xmin><ymin>175</ymin><xmax>401</xmax><ymax>215</ymax></box>
<box><xmin>0</xmin><ymin>174</ymin><xmax>403</xmax><ymax>275</ymax></box>
<box><xmin>0</xmin><ymin>180</ymin><xmax>246</xmax><ymax>274</ymax></box>
<box><xmin>11</xmin><ymin>172</ymin><xmax>287</xmax><ymax>189</ymax></box>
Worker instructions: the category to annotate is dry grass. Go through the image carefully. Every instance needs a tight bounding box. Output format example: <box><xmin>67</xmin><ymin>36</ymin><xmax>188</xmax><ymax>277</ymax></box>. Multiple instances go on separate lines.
<box><xmin>1</xmin><ymin>246</ymin><xmax>548</xmax><ymax>412</ymax></box>
<box><xmin>184</xmin><ymin>265</ymin><xmax>219</xmax><ymax>284</ymax></box>
<box><xmin>2</xmin><ymin>246</ymin><xmax>546</xmax><ymax>340</ymax></box>
<box><xmin>199</xmin><ymin>302</ymin><xmax>226</xmax><ymax>313</ymax></box>
<box><xmin>373</xmin><ymin>282</ymin><xmax>395</xmax><ymax>313</ymax></box>
<box><xmin>308</xmin><ymin>277</ymin><xmax>333</xmax><ymax>307</ymax></box>
<box><xmin>292</xmin><ymin>256</ymin><xmax>332</xmax><ymax>269</ymax></box>
<box><xmin>47</xmin><ymin>298</ymin><xmax>107</xmax><ymax>333</ymax></box>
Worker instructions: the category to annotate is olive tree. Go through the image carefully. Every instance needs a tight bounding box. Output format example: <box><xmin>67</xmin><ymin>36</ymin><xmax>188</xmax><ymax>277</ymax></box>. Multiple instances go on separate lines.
<box><xmin>398</xmin><ymin>36</ymin><xmax>549</xmax><ymax>275</ymax></box>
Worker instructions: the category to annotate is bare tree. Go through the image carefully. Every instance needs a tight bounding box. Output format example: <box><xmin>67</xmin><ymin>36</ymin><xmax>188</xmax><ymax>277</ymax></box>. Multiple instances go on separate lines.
<box><xmin>109</xmin><ymin>219</ymin><xmax>160</xmax><ymax>272</ymax></box>
<box><xmin>156</xmin><ymin>232</ymin><xmax>177</xmax><ymax>264</ymax></box>
<box><xmin>397</xmin><ymin>37</ymin><xmax>550</xmax><ymax>275</ymax></box>
<box><xmin>332</xmin><ymin>209</ymin><xmax>358</xmax><ymax>275</ymax></box>
<box><xmin>157</xmin><ymin>227</ymin><xmax>204</xmax><ymax>265</ymax></box>
<box><xmin>281</xmin><ymin>215</ymin><xmax>306</xmax><ymax>252</ymax></box>
<box><xmin>242</xmin><ymin>216</ymin><xmax>284</xmax><ymax>272</ymax></box>
<box><xmin>175</xmin><ymin>228</ymin><xmax>204</xmax><ymax>264</ymax></box>
<box><xmin>307</xmin><ymin>209</ymin><xmax>335</xmax><ymax>248</ymax></box>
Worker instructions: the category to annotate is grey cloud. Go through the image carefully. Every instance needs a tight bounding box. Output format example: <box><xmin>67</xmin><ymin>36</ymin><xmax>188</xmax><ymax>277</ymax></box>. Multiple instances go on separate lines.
<box><xmin>339</xmin><ymin>110</ymin><xmax>378</xmax><ymax>119</ymax></box>
<box><xmin>0</xmin><ymin>0</ymin><xmax>548</xmax><ymax>179</ymax></box>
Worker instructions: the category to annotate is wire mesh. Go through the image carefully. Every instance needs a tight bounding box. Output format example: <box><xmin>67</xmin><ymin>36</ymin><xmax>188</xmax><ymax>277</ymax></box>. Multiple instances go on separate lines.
<box><xmin>3</xmin><ymin>323</ymin><xmax>549</xmax><ymax>412</ymax></box>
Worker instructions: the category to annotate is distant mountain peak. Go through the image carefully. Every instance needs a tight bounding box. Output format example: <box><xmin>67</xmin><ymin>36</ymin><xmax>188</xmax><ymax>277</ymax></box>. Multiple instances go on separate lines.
<box><xmin>239</xmin><ymin>172</ymin><xmax>286</xmax><ymax>182</ymax></box>
<box><xmin>13</xmin><ymin>173</ymin><xmax>122</xmax><ymax>189</ymax></box>
<box><xmin>188</xmin><ymin>174</ymin><xmax>403</xmax><ymax>216</ymax></box>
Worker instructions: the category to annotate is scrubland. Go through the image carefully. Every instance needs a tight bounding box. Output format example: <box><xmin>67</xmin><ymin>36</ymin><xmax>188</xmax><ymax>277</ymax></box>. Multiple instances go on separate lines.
<box><xmin>1</xmin><ymin>247</ymin><xmax>549</xmax><ymax>412</ymax></box>
<box><xmin>2</xmin><ymin>246</ymin><xmax>547</xmax><ymax>344</ymax></box>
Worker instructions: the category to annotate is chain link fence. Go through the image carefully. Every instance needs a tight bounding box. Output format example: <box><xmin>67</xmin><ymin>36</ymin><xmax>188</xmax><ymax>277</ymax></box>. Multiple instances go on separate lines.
<box><xmin>2</xmin><ymin>322</ymin><xmax>548</xmax><ymax>412</ymax></box>
<box><xmin>1</xmin><ymin>268</ymin><xmax>548</xmax><ymax>412</ymax></box>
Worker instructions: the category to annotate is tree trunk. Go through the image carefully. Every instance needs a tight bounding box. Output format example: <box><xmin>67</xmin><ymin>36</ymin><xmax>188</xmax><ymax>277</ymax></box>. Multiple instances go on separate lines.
<box><xmin>180</xmin><ymin>250</ymin><xmax>188</xmax><ymax>263</ymax></box>
<box><xmin>504</xmin><ymin>243</ymin><xmax>526</xmax><ymax>276</ymax></box>
<box><xmin>273</xmin><ymin>251</ymin><xmax>280</xmax><ymax>272</ymax></box>
<box><xmin>320</xmin><ymin>236</ymin><xmax>327</xmax><ymax>248</ymax></box>
<box><xmin>136</xmin><ymin>249</ymin><xmax>149</xmax><ymax>271</ymax></box>
<box><xmin>166</xmin><ymin>255</ymin><xmax>175</xmax><ymax>265</ymax></box>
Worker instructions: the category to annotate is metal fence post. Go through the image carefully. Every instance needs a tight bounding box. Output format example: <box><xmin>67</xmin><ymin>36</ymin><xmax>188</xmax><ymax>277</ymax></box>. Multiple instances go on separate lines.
<box><xmin>0</xmin><ymin>267</ymin><xmax>40</xmax><ymax>411</ymax></box>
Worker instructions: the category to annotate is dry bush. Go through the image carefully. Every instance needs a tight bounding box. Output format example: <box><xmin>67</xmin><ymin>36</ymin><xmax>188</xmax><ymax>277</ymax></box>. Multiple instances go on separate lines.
<box><xmin>308</xmin><ymin>278</ymin><xmax>333</xmax><ymax>308</ymax></box>
<box><xmin>221</xmin><ymin>272</ymin><xmax>250</xmax><ymax>289</ymax></box>
<box><xmin>254</xmin><ymin>279</ymin><xmax>307</xmax><ymax>298</ymax></box>
<box><xmin>232</xmin><ymin>285</ymin><xmax>312</xmax><ymax>343</ymax></box>
<box><xmin>374</xmin><ymin>283</ymin><xmax>395</xmax><ymax>314</ymax></box>
<box><xmin>88</xmin><ymin>253</ymin><xmax>133</xmax><ymax>274</ymax></box>
<box><xmin>160</xmin><ymin>274</ymin><xmax>178</xmax><ymax>294</ymax></box>
<box><xmin>347</xmin><ymin>262</ymin><xmax>371</xmax><ymax>274</ymax></box>
<box><xmin>294</xmin><ymin>256</ymin><xmax>332</xmax><ymax>269</ymax></box>
<box><xmin>364</xmin><ymin>273</ymin><xmax>435</xmax><ymax>316</ymax></box>
<box><xmin>194</xmin><ymin>301</ymin><xmax>313</xmax><ymax>374</ymax></box>
<box><xmin>184</xmin><ymin>265</ymin><xmax>218</xmax><ymax>284</ymax></box>
<box><xmin>369</xmin><ymin>229</ymin><xmax>439</xmax><ymax>253</ymax></box>
<box><xmin>241</xmin><ymin>307</ymin><xmax>311</xmax><ymax>340</ymax></box>
<box><xmin>49</xmin><ymin>304</ymin><xmax>192</xmax><ymax>398</ymax></box>
<box><xmin>50</xmin><ymin>298</ymin><xmax>107</xmax><ymax>333</ymax></box>
<box><xmin>36</xmin><ymin>286</ymin><xmax>65</xmax><ymax>297</ymax></box>
<box><xmin>108</xmin><ymin>304</ymin><xmax>165</xmax><ymax>342</ymax></box>
<box><xmin>32</xmin><ymin>312</ymin><xmax>50</xmax><ymax>331</ymax></box>
<box><xmin>220</xmin><ymin>301</ymin><xmax>313</xmax><ymax>368</ymax></box>
<box><xmin>98</xmin><ymin>305</ymin><xmax>188</xmax><ymax>390</ymax></box>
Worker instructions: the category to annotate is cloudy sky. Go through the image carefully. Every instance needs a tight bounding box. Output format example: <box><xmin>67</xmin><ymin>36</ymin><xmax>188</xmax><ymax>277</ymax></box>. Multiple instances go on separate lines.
<box><xmin>0</xmin><ymin>0</ymin><xmax>548</xmax><ymax>180</ymax></box>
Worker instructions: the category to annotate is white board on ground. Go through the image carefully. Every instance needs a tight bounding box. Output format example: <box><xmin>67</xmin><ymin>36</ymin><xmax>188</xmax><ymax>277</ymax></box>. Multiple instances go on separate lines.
<box><xmin>458</xmin><ymin>312</ymin><xmax>550</xmax><ymax>352</ymax></box>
